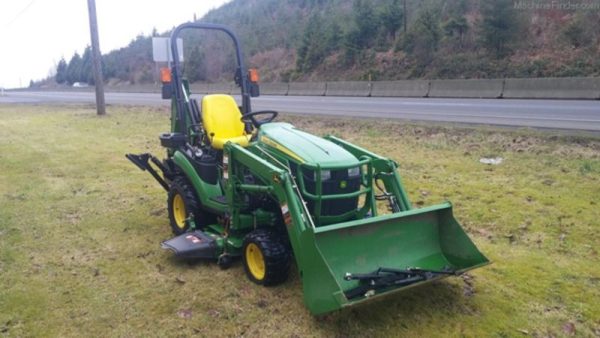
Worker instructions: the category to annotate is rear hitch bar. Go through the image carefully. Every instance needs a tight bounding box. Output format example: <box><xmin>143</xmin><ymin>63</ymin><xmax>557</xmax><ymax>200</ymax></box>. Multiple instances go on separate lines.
<box><xmin>126</xmin><ymin>153</ymin><xmax>170</xmax><ymax>191</ymax></box>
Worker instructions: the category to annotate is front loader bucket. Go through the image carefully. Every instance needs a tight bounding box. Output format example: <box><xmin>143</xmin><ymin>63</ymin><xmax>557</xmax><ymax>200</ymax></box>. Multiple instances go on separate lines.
<box><xmin>298</xmin><ymin>202</ymin><xmax>489</xmax><ymax>315</ymax></box>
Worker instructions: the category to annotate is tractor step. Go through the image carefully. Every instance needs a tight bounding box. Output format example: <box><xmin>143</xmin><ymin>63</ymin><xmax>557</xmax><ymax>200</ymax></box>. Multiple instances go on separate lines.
<box><xmin>161</xmin><ymin>230</ymin><xmax>218</xmax><ymax>259</ymax></box>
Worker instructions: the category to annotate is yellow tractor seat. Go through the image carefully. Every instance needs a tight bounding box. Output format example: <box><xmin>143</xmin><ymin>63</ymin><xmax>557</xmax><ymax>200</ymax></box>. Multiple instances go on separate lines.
<box><xmin>201</xmin><ymin>94</ymin><xmax>251</xmax><ymax>149</ymax></box>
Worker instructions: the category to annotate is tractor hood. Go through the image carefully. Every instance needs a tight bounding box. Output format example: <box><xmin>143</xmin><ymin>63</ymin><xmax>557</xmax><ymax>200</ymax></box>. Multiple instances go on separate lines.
<box><xmin>257</xmin><ymin>123</ymin><xmax>359</xmax><ymax>166</ymax></box>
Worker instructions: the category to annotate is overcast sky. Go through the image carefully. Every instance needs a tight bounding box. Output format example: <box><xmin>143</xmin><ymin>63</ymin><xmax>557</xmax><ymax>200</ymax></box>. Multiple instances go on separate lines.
<box><xmin>0</xmin><ymin>0</ymin><xmax>230</xmax><ymax>88</ymax></box>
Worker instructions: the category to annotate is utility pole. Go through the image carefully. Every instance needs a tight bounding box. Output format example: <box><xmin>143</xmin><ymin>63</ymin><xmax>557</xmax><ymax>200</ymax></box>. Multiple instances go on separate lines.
<box><xmin>87</xmin><ymin>0</ymin><xmax>106</xmax><ymax>115</ymax></box>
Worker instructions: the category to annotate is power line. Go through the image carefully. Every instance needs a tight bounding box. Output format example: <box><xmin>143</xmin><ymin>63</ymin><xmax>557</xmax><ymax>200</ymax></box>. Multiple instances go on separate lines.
<box><xmin>4</xmin><ymin>0</ymin><xmax>37</xmax><ymax>29</ymax></box>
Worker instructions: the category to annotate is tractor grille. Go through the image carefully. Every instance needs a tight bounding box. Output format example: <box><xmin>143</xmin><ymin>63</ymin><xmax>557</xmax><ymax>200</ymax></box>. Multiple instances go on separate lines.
<box><xmin>299</xmin><ymin>167</ymin><xmax>361</xmax><ymax>218</ymax></box>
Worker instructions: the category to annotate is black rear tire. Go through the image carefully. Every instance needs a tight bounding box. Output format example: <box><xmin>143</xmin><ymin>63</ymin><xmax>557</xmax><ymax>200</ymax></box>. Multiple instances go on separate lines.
<box><xmin>167</xmin><ymin>176</ymin><xmax>212</xmax><ymax>235</ymax></box>
<box><xmin>242</xmin><ymin>229</ymin><xmax>290</xmax><ymax>286</ymax></box>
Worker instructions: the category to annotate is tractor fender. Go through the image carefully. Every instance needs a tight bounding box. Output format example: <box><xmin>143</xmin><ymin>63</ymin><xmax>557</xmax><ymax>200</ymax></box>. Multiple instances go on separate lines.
<box><xmin>172</xmin><ymin>150</ymin><xmax>227</xmax><ymax>213</ymax></box>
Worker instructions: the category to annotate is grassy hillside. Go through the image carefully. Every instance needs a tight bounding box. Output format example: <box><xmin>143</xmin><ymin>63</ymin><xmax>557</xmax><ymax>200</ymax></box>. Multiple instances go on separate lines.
<box><xmin>1</xmin><ymin>104</ymin><xmax>599</xmax><ymax>336</ymax></box>
<box><xmin>46</xmin><ymin>0</ymin><xmax>600</xmax><ymax>87</ymax></box>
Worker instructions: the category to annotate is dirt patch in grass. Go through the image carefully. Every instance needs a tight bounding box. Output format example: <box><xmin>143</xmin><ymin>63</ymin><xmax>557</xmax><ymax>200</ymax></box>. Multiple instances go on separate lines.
<box><xmin>0</xmin><ymin>104</ymin><xmax>599</xmax><ymax>337</ymax></box>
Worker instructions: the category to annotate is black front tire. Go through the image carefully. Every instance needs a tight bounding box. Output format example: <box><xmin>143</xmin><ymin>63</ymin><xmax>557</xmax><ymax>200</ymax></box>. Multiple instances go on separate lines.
<box><xmin>242</xmin><ymin>229</ymin><xmax>290</xmax><ymax>286</ymax></box>
<box><xmin>167</xmin><ymin>176</ymin><xmax>211</xmax><ymax>235</ymax></box>
<box><xmin>217</xmin><ymin>255</ymin><xmax>233</xmax><ymax>270</ymax></box>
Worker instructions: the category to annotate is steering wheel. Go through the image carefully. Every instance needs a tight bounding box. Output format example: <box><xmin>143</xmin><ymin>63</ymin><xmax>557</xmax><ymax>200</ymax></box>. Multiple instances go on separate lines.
<box><xmin>241</xmin><ymin>110</ymin><xmax>278</xmax><ymax>128</ymax></box>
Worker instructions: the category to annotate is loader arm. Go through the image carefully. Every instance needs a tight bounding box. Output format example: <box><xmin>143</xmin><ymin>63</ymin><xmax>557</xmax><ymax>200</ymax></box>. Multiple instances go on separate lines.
<box><xmin>325</xmin><ymin>135</ymin><xmax>412</xmax><ymax>211</ymax></box>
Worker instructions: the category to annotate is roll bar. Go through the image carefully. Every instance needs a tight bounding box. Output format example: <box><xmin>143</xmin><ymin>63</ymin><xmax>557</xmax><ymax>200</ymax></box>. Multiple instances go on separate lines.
<box><xmin>169</xmin><ymin>23</ymin><xmax>253</xmax><ymax>135</ymax></box>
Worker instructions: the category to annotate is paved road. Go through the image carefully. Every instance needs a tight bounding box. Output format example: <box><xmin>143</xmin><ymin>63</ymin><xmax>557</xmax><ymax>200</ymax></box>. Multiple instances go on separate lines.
<box><xmin>2</xmin><ymin>90</ymin><xmax>599</xmax><ymax>131</ymax></box>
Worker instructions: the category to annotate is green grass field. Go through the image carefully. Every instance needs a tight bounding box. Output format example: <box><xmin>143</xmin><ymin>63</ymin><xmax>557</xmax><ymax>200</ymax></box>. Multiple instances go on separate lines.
<box><xmin>1</xmin><ymin>104</ymin><xmax>599</xmax><ymax>337</ymax></box>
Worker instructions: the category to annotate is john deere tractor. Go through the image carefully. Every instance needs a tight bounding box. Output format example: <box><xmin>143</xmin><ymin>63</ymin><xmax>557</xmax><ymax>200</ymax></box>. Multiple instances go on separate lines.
<box><xmin>127</xmin><ymin>23</ymin><xmax>488</xmax><ymax>315</ymax></box>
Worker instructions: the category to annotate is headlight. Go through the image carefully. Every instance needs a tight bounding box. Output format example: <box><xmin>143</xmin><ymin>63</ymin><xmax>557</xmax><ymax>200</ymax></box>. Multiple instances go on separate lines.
<box><xmin>314</xmin><ymin>170</ymin><xmax>331</xmax><ymax>181</ymax></box>
<box><xmin>348</xmin><ymin>167</ymin><xmax>360</xmax><ymax>177</ymax></box>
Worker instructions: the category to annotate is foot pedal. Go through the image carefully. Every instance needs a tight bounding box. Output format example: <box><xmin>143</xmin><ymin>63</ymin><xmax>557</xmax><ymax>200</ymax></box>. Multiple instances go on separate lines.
<box><xmin>161</xmin><ymin>231</ymin><xmax>217</xmax><ymax>259</ymax></box>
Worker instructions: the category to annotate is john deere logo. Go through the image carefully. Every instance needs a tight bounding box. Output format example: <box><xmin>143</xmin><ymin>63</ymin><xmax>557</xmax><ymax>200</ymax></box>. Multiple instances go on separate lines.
<box><xmin>340</xmin><ymin>180</ymin><xmax>347</xmax><ymax>189</ymax></box>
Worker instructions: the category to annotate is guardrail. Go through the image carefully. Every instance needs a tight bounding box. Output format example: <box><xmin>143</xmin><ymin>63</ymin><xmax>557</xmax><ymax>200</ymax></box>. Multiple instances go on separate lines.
<box><xmin>32</xmin><ymin>77</ymin><xmax>600</xmax><ymax>100</ymax></box>
<box><xmin>428</xmin><ymin>79</ymin><xmax>504</xmax><ymax>99</ymax></box>
<box><xmin>502</xmin><ymin>77</ymin><xmax>600</xmax><ymax>100</ymax></box>
<box><xmin>197</xmin><ymin>77</ymin><xmax>600</xmax><ymax>100</ymax></box>
<box><xmin>370</xmin><ymin>80</ymin><xmax>429</xmax><ymax>97</ymax></box>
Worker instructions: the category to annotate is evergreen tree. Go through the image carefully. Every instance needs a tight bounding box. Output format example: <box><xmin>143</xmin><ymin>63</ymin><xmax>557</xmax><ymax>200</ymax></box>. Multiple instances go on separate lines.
<box><xmin>80</xmin><ymin>46</ymin><xmax>94</xmax><ymax>84</ymax></box>
<box><xmin>296</xmin><ymin>14</ymin><xmax>328</xmax><ymax>72</ymax></box>
<box><xmin>66</xmin><ymin>53</ymin><xmax>82</xmax><ymax>85</ymax></box>
<box><xmin>480</xmin><ymin>0</ymin><xmax>520</xmax><ymax>58</ymax></box>
<box><xmin>325</xmin><ymin>21</ymin><xmax>342</xmax><ymax>52</ymax></box>
<box><xmin>404</xmin><ymin>5</ymin><xmax>441</xmax><ymax>64</ymax></box>
<box><xmin>352</xmin><ymin>0</ymin><xmax>377</xmax><ymax>49</ymax></box>
<box><xmin>444</xmin><ymin>16</ymin><xmax>469</xmax><ymax>49</ymax></box>
<box><xmin>343</xmin><ymin>29</ymin><xmax>361</xmax><ymax>66</ymax></box>
<box><xmin>343</xmin><ymin>0</ymin><xmax>378</xmax><ymax>65</ymax></box>
<box><xmin>185</xmin><ymin>46</ymin><xmax>207</xmax><ymax>83</ymax></box>
<box><xmin>379</xmin><ymin>0</ymin><xmax>403</xmax><ymax>42</ymax></box>
<box><xmin>561</xmin><ymin>16</ymin><xmax>592</xmax><ymax>48</ymax></box>
<box><xmin>55</xmin><ymin>58</ymin><xmax>68</xmax><ymax>84</ymax></box>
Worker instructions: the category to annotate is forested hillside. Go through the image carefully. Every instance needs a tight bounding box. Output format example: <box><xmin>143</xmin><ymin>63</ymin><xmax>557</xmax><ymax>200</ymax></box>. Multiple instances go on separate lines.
<box><xmin>50</xmin><ymin>0</ymin><xmax>600</xmax><ymax>86</ymax></box>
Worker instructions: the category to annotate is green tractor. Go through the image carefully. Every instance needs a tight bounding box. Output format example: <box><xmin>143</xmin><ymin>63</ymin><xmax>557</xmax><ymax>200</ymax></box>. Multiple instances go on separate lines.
<box><xmin>127</xmin><ymin>23</ymin><xmax>489</xmax><ymax>315</ymax></box>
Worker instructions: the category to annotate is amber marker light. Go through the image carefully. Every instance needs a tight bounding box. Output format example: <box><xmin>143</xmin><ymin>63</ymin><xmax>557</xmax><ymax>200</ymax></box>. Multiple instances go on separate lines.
<box><xmin>160</xmin><ymin>67</ymin><xmax>172</xmax><ymax>83</ymax></box>
<box><xmin>248</xmin><ymin>68</ymin><xmax>259</xmax><ymax>83</ymax></box>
